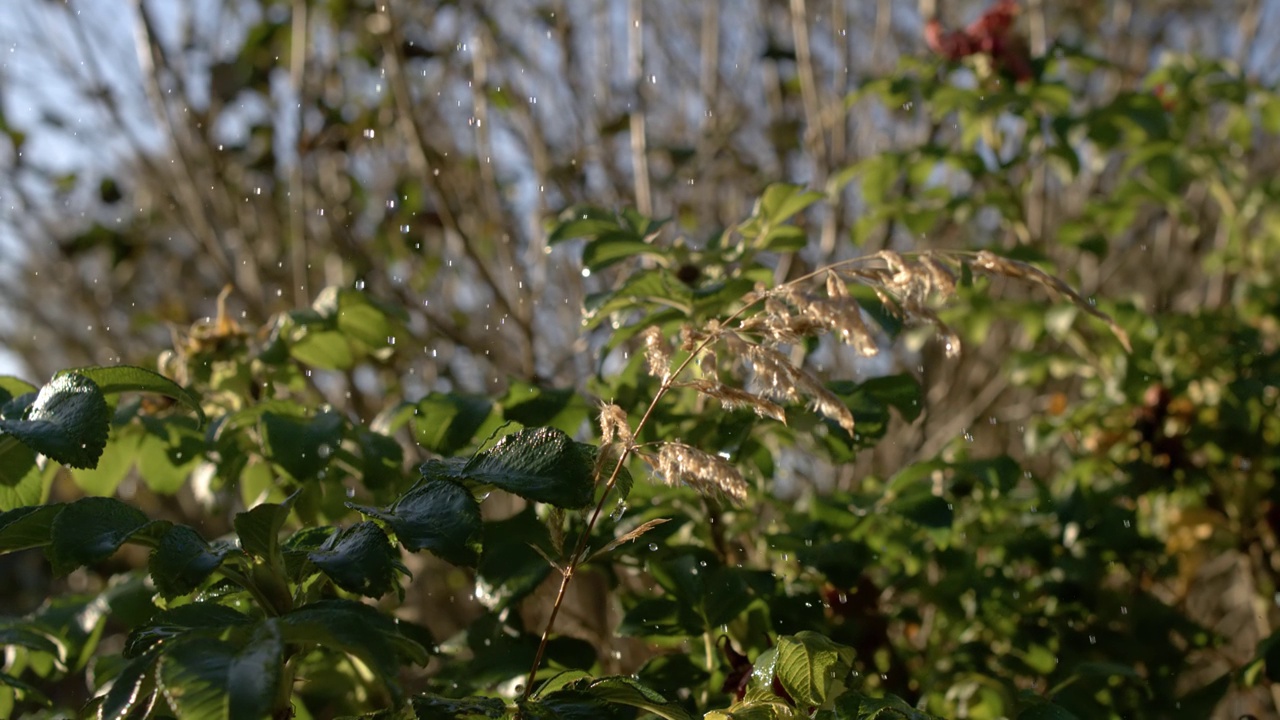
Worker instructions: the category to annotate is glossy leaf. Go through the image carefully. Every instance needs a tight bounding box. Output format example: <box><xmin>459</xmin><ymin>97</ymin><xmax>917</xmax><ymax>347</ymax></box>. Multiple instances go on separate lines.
<box><xmin>412</xmin><ymin>393</ymin><xmax>494</xmax><ymax>455</ymax></box>
<box><xmin>67</xmin><ymin>365</ymin><xmax>205</xmax><ymax>427</ymax></box>
<box><xmin>306</xmin><ymin>521</ymin><xmax>404</xmax><ymax>597</ymax></box>
<box><xmin>350</xmin><ymin>478</ymin><xmax>482</xmax><ymax>567</ymax></box>
<box><xmin>409</xmin><ymin>694</ymin><xmax>508</xmax><ymax>719</ymax></box>
<box><xmin>450</xmin><ymin>427</ymin><xmax>594</xmax><ymax>509</ymax></box>
<box><xmin>0</xmin><ymin>436</ymin><xmax>42</xmax><ymax>512</ymax></box>
<box><xmin>261</xmin><ymin>410</ymin><xmax>343</xmax><ymax>482</ymax></box>
<box><xmin>124</xmin><ymin>603</ymin><xmax>254</xmax><ymax>659</ymax></box>
<box><xmin>773</xmin><ymin>632</ymin><xmax>855</xmax><ymax>706</ymax></box>
<box><xmin>0</xmin><ymin>373</ymin><xmax>110</xmax><ymax>469</ymax></box>
<box><xmin>277</xmin><ymin>598</ymin><xmax>430</xmax><ymax>693</ymax></box>
<box><xmin>96</xmin><ymin>652</ymin><xmax>159</xmax><ymax>720</ymax></box>
<box><xmin>0</xmin><ymin>502</ymin><xmax>61</xmax><ymax>551</ymax></box>
<box><xmin>48</xmin><ymin>497</ymin><xmax>165</xmax><ymax>574</ymax></box>
<box><xmin>149</xmin><ymin>525</ymin><xmax>235</xmax><ymax>599</ymax></box>
<box><xmin>233</xmin><ymin>493</ymin><xmax>297</xmax><ymax>562</ymax></box>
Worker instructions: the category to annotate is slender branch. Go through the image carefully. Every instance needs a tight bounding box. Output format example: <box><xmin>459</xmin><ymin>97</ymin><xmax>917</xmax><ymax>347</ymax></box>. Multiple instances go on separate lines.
<box><xmin>289</xmin><ymin>0</ymin><xmax>310</xmax><ymax>307</ymax></box>
<box><xmin>628</xmin><ymin>0</ymin><xmax>653</xmax><ymax>216</ymax></box>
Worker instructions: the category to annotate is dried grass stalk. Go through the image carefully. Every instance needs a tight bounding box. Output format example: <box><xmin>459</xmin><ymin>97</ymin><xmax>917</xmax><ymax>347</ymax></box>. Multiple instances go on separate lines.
<box><xmin>642</xmin><ymin>326</ymin><xmax>672</xmax><ymax>379</ymax></box>
<box><xmin>656</xmin><ymin>442</ymin><xmax>748</xmax><ymax>502</ymax></box>
<box><xmin>599</xmin><ymin>403</ymin><xmax>633</xmax><ymax>447</ymax></box>
<box><xmin>919</xmin><ymin>251</ymin><xmax>957</xmax><ymax>300</ymax></box>
<box><xmin>729</xmin><ymin>339</ymin><xmax>856</xmax><ymax>433</ymax></box>
<box><xmin>971</xmin><ymin>250</ymin><xmax>1132</xmax><ymax>352</ymax></box>
<box><xmin>689</xmin><ymin>379</ymin><xmax>787</xmax><ymax>423</ymax></box>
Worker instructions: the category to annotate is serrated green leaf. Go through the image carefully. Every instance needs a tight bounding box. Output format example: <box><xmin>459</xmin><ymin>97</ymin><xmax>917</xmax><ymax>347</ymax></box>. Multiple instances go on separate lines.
<box><xmin>97</xmin><ymin>652</ymin><xmax>159</xmax><ymax>720</ymax></box>
<box><xmin>278</xmin><ymin>598</ymin><xmax>429</xmax><ymax>698</ymax></box>
<box><xmin>834</xmin><ymin>690</ymin><xmax>942</xmax><ymax>719</ymax></box>
<box><xmin>261</xmin><ymin>410</ymin><xmax>343</xmax><ymax>482</ymax></box>
<box><xmin>409</xmin><ymin>694</ymin><xmax>508</xmax><ymax>719</ymax></box>
<box><xmin>559</xmin><ymin>676</ymin><xmax>694</xmax><ymax>720</ymax></box>
<box><xmin>227</xmin><ymin>622</ymin><xmax>284</xmax><ymax>720</ymax></box>
<box><xmin>67</xmin><ymin>366</ymin><xmax>205</xmax><ymax>428</ymax></box>
<box><xmin>474</xmin><ymin>506</ymin><xmax>553</xmax><ymax>610</ymax></box>
<box><xmin>773</xmin><ymin>632</ymin><xmax>855</xmax><ymax>706</ymax></box>
<box><xmin>0</xmin><ymin>373</ymin><xmax>110</xmax><ymax>469</ymax></box>
<box><xmin>233</xmin><ymin>493</ymin><xmax>297</xmax><ymax>562</ymax></box>
<box><xmin>350</xmin><ymin>479</ymin><xmax>482</xmax><ymax>567</ymax></box>
<box><xmin>149</xmin><ymin>525</ymin><xmax>235</xmax><ymax>599</ymax></box>
<box><xmin>0</xmin><ymin>436</ymin><xmax>42</xmax><ymax>512</ymax></box>
<box><xmin>307</xmin><ymin>521</ymin><xmax>404</xmax><ymax>597</ymax></box>
<box><xmin>0</xmin><ymin>503</ymin><xmax>61</xmax><ymax>551</ymax></box>
<box><xmin>155</xmin><ymin>637</ymin><xmax>237</xmax><ymax>720</ymax></box>
<box><xmin>452</xmin><ymin>427</ymin><xmax>594</xmax><ymax>508</ymax></box>
<box><xmin>357</xmin><ymin>429</ymin><xmax>404</xmax><ymax>491</ymax></box>
<box><xmin>124</xmin><ymin>603</ymin><xmax>253</xmax><ymax>659</ymax></box>
<box><xmin>48</xmin><ymin>497</ymin><xmax>166</xmax><ymax>574</ymax></box>
<box><xmin>412</xmin><ymin>393</ymin><xmax>494</xmax><ymax>455</ymax></box>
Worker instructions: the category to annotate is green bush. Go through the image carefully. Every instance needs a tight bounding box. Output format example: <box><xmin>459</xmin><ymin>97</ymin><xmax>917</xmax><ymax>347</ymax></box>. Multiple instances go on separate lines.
<box><xmin>3</xmin><ymin>33</ymin><xmax>1280</xmax><ymax>720</ymax></box>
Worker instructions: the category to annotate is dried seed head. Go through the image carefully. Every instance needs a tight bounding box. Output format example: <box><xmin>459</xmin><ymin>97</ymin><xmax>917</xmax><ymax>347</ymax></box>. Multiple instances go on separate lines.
<box><xmin>971</xmin><ymin>250</ymin><xmax>1132</xmax><ymax>352</ymax></box>
<box><xmin>642</xmin><ymin>326</ymin><xmax>672</xmax><ymax>379</ymax></box>
<box><xmin>599</xmin><ymin>403</ymin><xmax>633</xmax><ymax>447</ymax></box>
<box><xmin>689</xmin><ymin>379</ymin><xmax>787</xmax><ymax>423</ymax></box>
<box><xmin>919</xmin><ymin>252</ymin><xmax>957</xmax><ymax>300</ymax></box>
<box><xmin>656</xmin><ymin>442</ymin><xmax>748</xmax><ymax>503</ymax></box>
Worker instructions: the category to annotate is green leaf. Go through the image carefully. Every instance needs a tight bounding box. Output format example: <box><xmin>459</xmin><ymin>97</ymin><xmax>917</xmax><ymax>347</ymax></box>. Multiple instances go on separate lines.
<box><xmin>278</xmin><ymin>598</ymin><xmax>429</xmax><ymax>697</ymax></box>
<box><xmin>582</xmin><ymin>232</ymin><xmax>663</xmax><ymax>271</ymax></box>
<box><xmin>409</xmin><ymin>694</ymin><xmax>508</xmax><ymax>719</ymax></box>
<box><xmin>648</xmin><ymin>550</ymin><xmax>755</xmax><ymax>630</ymax></box>
<box><xmin>136</xmin><ymin>417</ymin><xmax>204</xmax><ymax>495</ymax></box>
<box><xmin>0</xmin><ymin>377</ymin><xmax>37</xmax><ymax>406</ymax></box>
<box><xmin>889</xmin><ymin>491</ymin><xmax>953</xmax><ymax>529</ymax></box>
<box><xmin>773</xmin><ymin>632</ymin><xmax>855</xmax><ymax>706</ymax></box>
<box><xmin>233</xmin><ymin>493</ymin><xmax>297</xmax><ymax>562</ymax></box>
<box><xmin>834</xmin><ymin>690</ymin><xmax>943</xmax><ymax>719</ymax></box>
<box><xmin>412</xmin><ymin>393</ymin><xmax>494</xmax><ymax>455</ymax></box>
<box><xmin>357</xmin><ymin>428</ymin><xmax>404</xmax><ymax>491</ymax></box>
<box><xmin>261</xmin><ymin>410</ymin><xmax>344</xmax><ymax>482</ymax></box>
<box><xmin>0</xmin><ymin>436</ymin><xmax>42</xmax><ymax>512</ymax></box>
<box><xmin>0</xmin><ymin>624</ymin><xmax>61</xmax><ymax>656</ymax></box>
<box><xmin>548</xmin><ymin>207</ymin><xmax>621</xmax><ymax>244</ymax></box>
<box><xmin>759</xmin><ymin>183</ymin><xmax>824</xmax><ymax>225</ymax></box>
<box><xmin>556</xmin><ymin>676</ymin><xmax>694</xmax><ymax>720</ymax></box>
<box><xmin>307</xmin><ymin>521</ymin><xmax>404</xmax><ymax>597</ymax></box>
<box><xmin>71</xmin><ymin>425</ymin><xmax>141</xmax><ymax>496</ymax></box>
<box><xmin>1017</xmin><ymin>702</ymin><xmax>1080</xmax><ymax>720</ymax></box>
<box><xmin>227</xmin><ymin>622</ymin><xmax>285</xmax><ymax>720</ymax></box>
<box><xmin>0</xmin><ymin>373</ymin><xmax>110</xmax><ymax>469</ymax></box>
<box><xmin>0</xmin><ymin>504</ymin><xmax>62</xmax><ymax>551</ymax></box>
<box><xmin>474</xmin><ymin>506</ymin><xmax>554</xmax><ymax>610</ymax></box>
<box><xmin>350</xmin><ymin>478</ymin><xmax>482</xmax><ymax>567</ymax></box>
<box><xmin>0</xmin><ymin>670</ymin><xmax>51</xmax><ymax>709</ymax></box>
<box><xmin>48</xmin><ymin>497</ymin><xmax>165</xmax><ymax>574</ymax></box>
<box><xmin>289</xmin><ymin>329</ymin><xmax>355</xmax><ymax>370</ymax></box>
<box><xmin>97</xmin><ymin>651</ymin><xmax>159</xmax><ymax>720</ymax></box>
<box><xmin>160</xmin><ymin>643</ymin><xmax>242</xmax><ymax>719</ymax></box>
<box><xmin>67</xmin><ymin>365</ymin><xmax>205</xmax><ymax>428</ymax></box>
<box><xmin>149</xmin><ymin>525</ymin><xmax>235</xmax><ymax>599</ymax></box>
<box><xmin>452</xmin><ymin>427</ymin><xmax>594</xmax><ymax>508</ymax></box>
<box><xmin>124</xmin><ymin>603</ymin><xmax>254</xmax><ymax>658</ymax></box>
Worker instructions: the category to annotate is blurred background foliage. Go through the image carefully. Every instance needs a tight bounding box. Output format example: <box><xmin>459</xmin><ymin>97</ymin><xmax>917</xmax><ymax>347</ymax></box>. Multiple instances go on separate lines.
<box><xmin>2</xmin><ymin>0</ymin><xmax>1280</xmax><ymax>717</ymax></box>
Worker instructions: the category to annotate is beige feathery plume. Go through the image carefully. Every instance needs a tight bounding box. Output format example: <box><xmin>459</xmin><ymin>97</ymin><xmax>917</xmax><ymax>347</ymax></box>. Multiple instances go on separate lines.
<box><xmin>598</xmin><ymin>403</ymin><xmax>634</xmax><ymax>447</ymax></box>
<box><xmin>971</xmin><ymin>250</ymin><xmax>1132</xmax><ymax>352</ymax></box>
<box><xmin>641</xmin><ymin>326</ymin><xmax>672</xmax><ymax>380</ymax></box>
<box><xmin>731</xmin><ymin>339</ymin><xmax>856</xmax><ymax>434</ymax></box>
<box><xmin>918</xmin><ymin>251</ymin><xmax>957</xmax><ymax>300</ymax></box>
<box><xmin>689</xmin><ymin>379</ymin><xmax>787</xmax><ymax>423</ymax></box>
<box><xmin>656</xmin><ymin>442</ymin><xmax>748</xmax><ymax>502</ymax></box>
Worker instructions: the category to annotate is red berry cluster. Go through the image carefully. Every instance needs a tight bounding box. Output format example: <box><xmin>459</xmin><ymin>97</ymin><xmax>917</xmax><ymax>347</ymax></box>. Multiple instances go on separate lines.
<box><xmin>924</xmin><ymin>0</ymin><xmax>1033</xmax><ymax>82</ymax></box>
